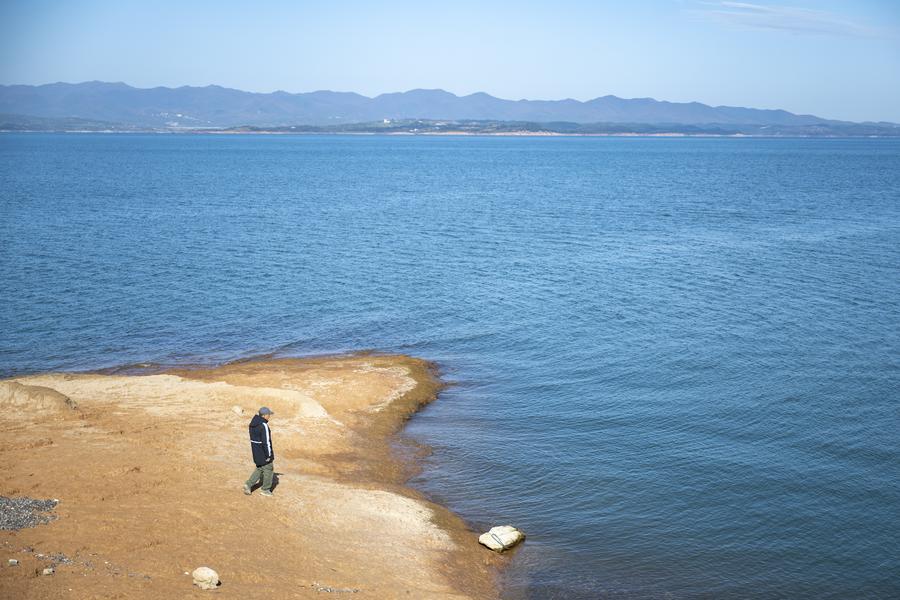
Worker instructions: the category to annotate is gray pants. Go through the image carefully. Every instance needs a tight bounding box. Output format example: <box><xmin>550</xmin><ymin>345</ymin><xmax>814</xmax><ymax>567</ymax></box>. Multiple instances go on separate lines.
<box><xmin>245</xmin><ymin>462</ymin><xmax>274</xmax><ymax>492</ymax></box>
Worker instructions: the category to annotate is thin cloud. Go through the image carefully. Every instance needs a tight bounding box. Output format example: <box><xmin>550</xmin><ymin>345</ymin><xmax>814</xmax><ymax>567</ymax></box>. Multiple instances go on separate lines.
<box><xmin>693</xmin><ymin>1</ymin><xmax>884</xmax><ymax>38</ymax></box>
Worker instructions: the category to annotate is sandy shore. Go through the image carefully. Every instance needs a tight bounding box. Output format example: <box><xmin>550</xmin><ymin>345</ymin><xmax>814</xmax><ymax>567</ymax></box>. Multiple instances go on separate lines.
<box><xmin>0</xmin><ymin>353</ymin><xmax>502</xmax><ymax>599</ymax></box>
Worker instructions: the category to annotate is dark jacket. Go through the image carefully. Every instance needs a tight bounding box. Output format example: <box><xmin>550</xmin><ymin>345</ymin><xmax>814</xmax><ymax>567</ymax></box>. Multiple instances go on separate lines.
<box><xmin>248</xmin><ymin>414</ymin><xmax>274</xmax><ymax>467</ymax></box>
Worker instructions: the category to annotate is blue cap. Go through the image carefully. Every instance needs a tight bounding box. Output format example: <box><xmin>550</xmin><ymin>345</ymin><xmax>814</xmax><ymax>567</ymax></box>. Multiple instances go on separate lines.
<box><xmin>258</xmin><ymin>406</ymin><xmax>274</xmax><ymax>415</ymax></box>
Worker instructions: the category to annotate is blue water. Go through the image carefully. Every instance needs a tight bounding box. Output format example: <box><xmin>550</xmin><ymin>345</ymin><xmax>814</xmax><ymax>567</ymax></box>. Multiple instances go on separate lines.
<box><xmin>1</xmin><ymin>133</ymin><xmax>898</xmax><ymax>598</ymax></box>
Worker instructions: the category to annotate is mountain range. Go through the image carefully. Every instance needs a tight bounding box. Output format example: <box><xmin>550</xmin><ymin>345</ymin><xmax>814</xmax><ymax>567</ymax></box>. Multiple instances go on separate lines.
<box><xmin>1</xmin><ymin>81</ymin><xmax>897</xmax><ymax>135</ymax></box>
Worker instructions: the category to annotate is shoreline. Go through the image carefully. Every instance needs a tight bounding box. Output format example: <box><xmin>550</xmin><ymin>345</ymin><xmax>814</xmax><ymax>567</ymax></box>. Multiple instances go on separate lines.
<box><xmin>0</xmin><ymin>352</ymin><xmax>504</xmax><ymax>599</ymax></box>
<box><xmin>3</xmin><ymin>130</ymin><xmax>898</xmax><ymax>139</ymax></box>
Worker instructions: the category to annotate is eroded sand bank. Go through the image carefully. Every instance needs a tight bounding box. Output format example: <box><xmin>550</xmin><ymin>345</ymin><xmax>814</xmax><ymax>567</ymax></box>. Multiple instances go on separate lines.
<box><xmin>0</xmin><ymin>354</ymin><xmax>502</xmax><ymax>599</ymax></box>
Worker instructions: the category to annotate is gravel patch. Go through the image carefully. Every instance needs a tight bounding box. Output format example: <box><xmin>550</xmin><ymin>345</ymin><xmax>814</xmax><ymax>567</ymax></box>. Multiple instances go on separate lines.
<box><xmin>0</xmin><ymin>497</ymin><xmax>58</xmax><ymax>530</ymax></box>
<box><xmin>46</xmin><ymin>552</ymin><xmax>73</xmax><ymax>565</ymax></box>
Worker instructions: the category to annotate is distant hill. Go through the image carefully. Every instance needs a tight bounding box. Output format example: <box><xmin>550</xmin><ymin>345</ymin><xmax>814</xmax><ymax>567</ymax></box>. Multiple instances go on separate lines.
<box><xmin>0</xmin><ymin>113</ymin><xmax>141</xmax><ymax>132</ymax></box>
<box><xmin>1</xmin><ymin>82</ymin><xmax>897</xmax><ymax>135</ymax></box>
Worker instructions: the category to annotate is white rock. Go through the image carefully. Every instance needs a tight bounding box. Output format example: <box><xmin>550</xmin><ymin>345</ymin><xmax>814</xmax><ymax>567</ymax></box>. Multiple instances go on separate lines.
<box><xmin>192</xmin><ymin>566</ymin><xmax>219</xmax><ymax>590</ymax></box>
<box><xmin>231</xmin><ymin>405</ymin><xmax>244</xmax><ymax>415</ymax></box>
<box><xmin>42</xmin><ymin>567</ymin><xmax>55</xmax><ymax>575</ymax></box>
<box><xmin>478</xmin><ymin>525</ymin><xmax>525</xmax><ymax>552</ymax></box>
<box><xmin>8</xmin><ymin>559</ymin><xmax>18</xmax><ymax>566</ymax></box>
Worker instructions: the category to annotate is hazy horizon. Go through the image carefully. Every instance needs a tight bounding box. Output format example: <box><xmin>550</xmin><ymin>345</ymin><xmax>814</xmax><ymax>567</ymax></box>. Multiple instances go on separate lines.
<box><xmin>1</xmin><ymin>1</ymin><xmax>899</xmax><ymax>123</ymax></box>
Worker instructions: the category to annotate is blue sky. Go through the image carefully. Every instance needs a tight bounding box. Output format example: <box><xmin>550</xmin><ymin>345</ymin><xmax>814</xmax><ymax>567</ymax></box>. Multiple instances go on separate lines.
<box><xmin>1</xmin><ymin>0</ymin><xmax>898</xmax><ymax>122</ymax></box>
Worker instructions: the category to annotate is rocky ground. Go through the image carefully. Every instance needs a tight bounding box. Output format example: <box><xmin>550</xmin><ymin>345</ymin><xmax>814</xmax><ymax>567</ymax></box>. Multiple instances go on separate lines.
<box><xmin>0</xmin><ymin>497</ymin><xmax>59</xmax><ymax>531</ymax></box>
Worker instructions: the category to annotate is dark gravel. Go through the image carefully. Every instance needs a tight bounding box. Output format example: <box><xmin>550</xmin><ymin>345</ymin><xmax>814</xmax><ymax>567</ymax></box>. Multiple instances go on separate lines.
<box><xmin>46</xmin><ymin>552</ymin><xmax>73</xmax><ymax>565</ymax></box>
<box><xmin>0</xmin><ymin>497</ymin><xmax>58</xmax><ymax>530</ymax></box>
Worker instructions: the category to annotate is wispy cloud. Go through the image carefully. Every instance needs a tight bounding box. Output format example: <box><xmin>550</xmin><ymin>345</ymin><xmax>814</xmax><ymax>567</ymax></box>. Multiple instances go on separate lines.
<box><xmin>693</xmin><ymin>1</ymin><xmax>884</xmax><ymax>38</ymax></box>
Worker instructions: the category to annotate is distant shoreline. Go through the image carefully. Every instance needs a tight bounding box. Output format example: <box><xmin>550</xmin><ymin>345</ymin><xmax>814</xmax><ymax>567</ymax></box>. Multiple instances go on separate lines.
<box><xmin>4</xmin><ymin>111</ymin><xmax>899</xmax><ymax>138</ymax></box>
<box><xmin>3</xmin><ymin>129</ymin><xmax>898</xmax><ymax>138</ymax></box>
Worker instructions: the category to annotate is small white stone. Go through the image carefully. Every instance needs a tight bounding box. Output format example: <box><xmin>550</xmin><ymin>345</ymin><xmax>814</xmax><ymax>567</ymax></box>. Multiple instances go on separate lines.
<box><xmin>478</xmin><ymin>525</ymin><xmax>525</xmax><ymax>552</ymax></box>
<box><xmin>42</xmin><ymin>567</ymin><xmax>55</xmax><ymax>575</ymax></box>
<box><xmin>231</xmin><ymin>405</ymin><xmax>244</xmax><ymax>415</ymax></box>
<box><xmin>8</xmin><ymin>559</ymin><xmax>18</xmax><ymax>566</ymax></box>
<box><xmin>192</xmin><ymin>566</ymin><xmax>219</xmax><ymax>590</ymax></box>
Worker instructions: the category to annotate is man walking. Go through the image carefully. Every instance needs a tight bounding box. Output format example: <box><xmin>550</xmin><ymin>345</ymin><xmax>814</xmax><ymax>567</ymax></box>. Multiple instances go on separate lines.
<box><xmin>243</xmin><ymin>407</ymin><xmax>275</xmax><ymax>496</ymax></box>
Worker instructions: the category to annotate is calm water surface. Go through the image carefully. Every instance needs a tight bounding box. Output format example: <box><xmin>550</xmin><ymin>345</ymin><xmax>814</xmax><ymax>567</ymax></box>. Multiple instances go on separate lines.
<box><xmin>1</xmin><ymin>134</ymin><xmax>898</xmax><ymax>598</ymax></box>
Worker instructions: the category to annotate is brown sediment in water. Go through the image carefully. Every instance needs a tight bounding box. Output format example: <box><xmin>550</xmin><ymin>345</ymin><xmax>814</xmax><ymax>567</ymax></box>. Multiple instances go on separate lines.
<box><xmin>0</xmin><ymin>353</ymin><xmax>504</xmax><ymax>599</ymax></box>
